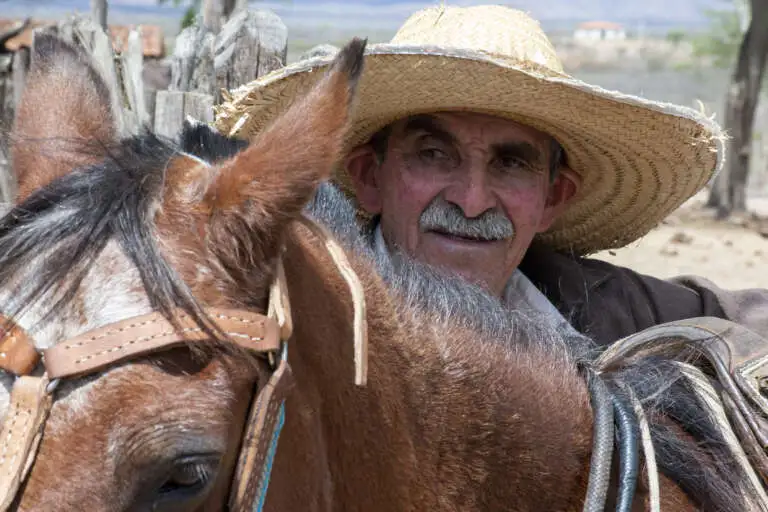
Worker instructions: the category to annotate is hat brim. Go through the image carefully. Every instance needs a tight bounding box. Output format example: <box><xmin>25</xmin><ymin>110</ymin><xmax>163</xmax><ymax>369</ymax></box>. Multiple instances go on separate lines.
<box><xmin>214</xmin><ymin>44</ymin><xmax>725</xmax><ymax>255</ymax></box>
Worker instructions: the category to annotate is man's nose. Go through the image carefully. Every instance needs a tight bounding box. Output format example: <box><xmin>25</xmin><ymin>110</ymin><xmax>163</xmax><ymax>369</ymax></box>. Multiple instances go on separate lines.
<box><xmin>443</xmin><ymin>167</ymin><xmax>496</xmax><ymax>218</ymax></box>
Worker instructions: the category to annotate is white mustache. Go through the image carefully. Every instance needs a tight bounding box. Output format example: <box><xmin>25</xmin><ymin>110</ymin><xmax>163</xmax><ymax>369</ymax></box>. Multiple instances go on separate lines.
<box><xmin>419</xmin><ymin>197</ymin><xmax>515</xmax><ymax>241</ymax></box>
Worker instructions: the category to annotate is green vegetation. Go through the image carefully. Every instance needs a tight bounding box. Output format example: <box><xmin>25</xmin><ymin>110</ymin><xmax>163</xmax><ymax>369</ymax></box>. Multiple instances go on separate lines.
<box><xmin>157</xmin><ymin>0</ymin><xmax>199</xmax><ymax>30</ymax></box>
<box><xmin>666</xmin><ymin>29</ymin><xmax>686</xmax><ymax>46</ymax></box>
<box><xmin>690</xmin><ymin>7</ymin><xmax>744</xmax><ymax>68</ymax></box>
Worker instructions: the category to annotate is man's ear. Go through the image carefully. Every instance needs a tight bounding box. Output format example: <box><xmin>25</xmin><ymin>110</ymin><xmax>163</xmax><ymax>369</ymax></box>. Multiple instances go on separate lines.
<box><xmin>345</xmin><ymin>144</ymin><xmax>382</xmax><ymax>214</ymax></box>
<box><xmin>537</xmin><ymin>166</ymin><xmax>581</xmax><ymax>233</ymax></box>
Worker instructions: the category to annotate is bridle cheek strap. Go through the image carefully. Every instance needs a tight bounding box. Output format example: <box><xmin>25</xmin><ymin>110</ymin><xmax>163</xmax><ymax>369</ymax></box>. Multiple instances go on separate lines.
<box><xmin>0</xmin><ymin>376</ymin><xmax>52</xmax><ymax>511</ymax></box>
<box><xmin>228</xmin><ymin>354</ymin><xmax>292</xmax><ymax>512</ymax></box>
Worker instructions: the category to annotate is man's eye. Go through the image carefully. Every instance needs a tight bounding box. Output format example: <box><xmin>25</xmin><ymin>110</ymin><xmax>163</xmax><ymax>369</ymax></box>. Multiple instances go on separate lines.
<box><xmin>497</xmin><ymin>155</ymin><xmax>526</xmax><ymax>169</ymax></box>
<box><xmin>419</xmin><ymin>148</ymin><xmax>447</xmax><ymax>161</ymax></box>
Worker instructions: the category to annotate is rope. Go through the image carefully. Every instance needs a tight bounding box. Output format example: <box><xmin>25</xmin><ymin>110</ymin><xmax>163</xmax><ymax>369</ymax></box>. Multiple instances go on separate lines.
<box><xmin>675</xmin><ymin>362</ymin><xmax>768</xmax><ymax>511</ymax></box>
<box><xmin>621</xmin><ymin>384</ymin><xmax>661</xmax><ymax>512</ymax></box>
<box><xmin>583</xmin><ymin>371</ymin><xmax>615</xmax><ymax>512</ymax></box>
<box><xmin>611</xmin><ymin>390</ymin><xmax>640</xmax><ymax>512</ymax></box>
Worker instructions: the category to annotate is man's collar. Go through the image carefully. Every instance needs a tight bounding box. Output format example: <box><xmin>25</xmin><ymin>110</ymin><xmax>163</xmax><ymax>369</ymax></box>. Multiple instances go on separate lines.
<box><xmin>519</xmin><ymin>241</ymin><xmax>614</xmax><ymax>312</ymax></box>
<box><xmin>372</xmin><ymin>223</ymin><xmax>570</xmax><ymax>317</ymax></box>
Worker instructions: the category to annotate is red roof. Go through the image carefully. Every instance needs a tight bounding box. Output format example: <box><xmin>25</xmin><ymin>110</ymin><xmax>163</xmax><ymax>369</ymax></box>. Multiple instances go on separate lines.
<box><xmin>576</xmin><ymin>21</ymin><xmax>624</xmax><ymax>31</ymax></box>
<box><xmin>0</xmin><ymin>18</ymin><xmax>165</xmax><ymax>58</ymax></box>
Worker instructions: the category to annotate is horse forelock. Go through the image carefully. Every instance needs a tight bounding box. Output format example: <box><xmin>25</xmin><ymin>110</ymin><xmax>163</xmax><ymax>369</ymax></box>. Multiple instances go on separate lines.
<box><xmin>0</xmin><ymin>131</ymin><xmax>232</xmax><ymax>418</ymax></box>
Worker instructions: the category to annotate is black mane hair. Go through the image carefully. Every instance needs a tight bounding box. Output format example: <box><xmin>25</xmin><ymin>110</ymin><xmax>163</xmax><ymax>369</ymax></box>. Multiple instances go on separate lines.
<box><xmin>0</xmin><ymin>132</ymin><xmax>217</xmax><ymax>337</ymax></box>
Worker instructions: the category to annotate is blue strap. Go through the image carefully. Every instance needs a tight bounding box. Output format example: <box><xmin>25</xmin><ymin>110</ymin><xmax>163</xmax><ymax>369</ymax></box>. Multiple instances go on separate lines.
<box><xmin>253</xmin><ymin>401</ymin><xmax>286</xmax><ymax>512</ymax></box>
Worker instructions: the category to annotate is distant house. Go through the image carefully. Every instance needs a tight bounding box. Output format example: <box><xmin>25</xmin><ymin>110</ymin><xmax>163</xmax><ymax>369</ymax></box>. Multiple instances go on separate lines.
<box><xmin>573</xmin><ymin>21</ymin><xmax>626</xmax><ymax>42</ymax></box>
<box><xmin>0</xmin><ymin>18</ymin><xmax>165</xmax><ymax>59</ymax></box>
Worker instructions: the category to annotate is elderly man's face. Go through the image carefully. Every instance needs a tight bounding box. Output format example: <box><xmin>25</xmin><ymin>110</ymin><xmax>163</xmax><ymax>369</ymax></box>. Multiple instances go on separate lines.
<box><xmin>346</xmin><ymin>112</ymin><xmax>579</xmax><ymax>296</ymax></box>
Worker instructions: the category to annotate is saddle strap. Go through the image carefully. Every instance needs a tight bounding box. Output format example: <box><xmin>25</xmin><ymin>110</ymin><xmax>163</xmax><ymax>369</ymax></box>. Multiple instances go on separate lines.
<box><xmin>0</xmin><ymin>376</ymin><xmax>52</xmax><ymax>511</ymax></box>
<box><xmin>228</xmin><ymin>356</ymin><xmax>293</xmax><ymax>512</ymax></box>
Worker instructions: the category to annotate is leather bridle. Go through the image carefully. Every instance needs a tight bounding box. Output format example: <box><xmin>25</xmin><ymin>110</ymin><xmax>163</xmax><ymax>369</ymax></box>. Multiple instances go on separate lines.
<box><xmin>0</xmin><ymin>216</ymin><xmax>369</xmax><ymax>512</ymax></box>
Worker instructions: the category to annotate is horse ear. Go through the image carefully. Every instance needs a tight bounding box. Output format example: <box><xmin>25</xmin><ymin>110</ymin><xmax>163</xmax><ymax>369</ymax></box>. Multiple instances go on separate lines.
<box><xmin>10</xmin><ymin>33</ymin><xmax>117</xmax><ymax>203</ymax></box>
<box><xmin>203</xmin><ymin>37</ymin><xmax>366</xmax><ymax>244</ymax></box>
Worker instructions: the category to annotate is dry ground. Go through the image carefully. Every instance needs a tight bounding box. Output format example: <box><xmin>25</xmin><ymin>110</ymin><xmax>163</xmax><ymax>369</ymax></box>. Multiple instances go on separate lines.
<box><xmin>592</xmin><ymin>191</ymin><xmax>768</xmax><ymax>290</ymax></box>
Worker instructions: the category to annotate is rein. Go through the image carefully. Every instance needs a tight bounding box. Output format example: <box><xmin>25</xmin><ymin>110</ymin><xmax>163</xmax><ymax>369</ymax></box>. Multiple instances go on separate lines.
<box><xmin>0</xmin><ymin>215</ymin><xmax>369</xmax><ymax>511</ymax></box>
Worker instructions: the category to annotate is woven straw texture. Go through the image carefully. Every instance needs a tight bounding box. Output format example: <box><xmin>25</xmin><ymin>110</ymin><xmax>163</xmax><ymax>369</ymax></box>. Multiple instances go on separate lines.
<box><xmin>214</xmin><ymin>5</ymin><xmax>726</xmax><ymax>255</ymax></box>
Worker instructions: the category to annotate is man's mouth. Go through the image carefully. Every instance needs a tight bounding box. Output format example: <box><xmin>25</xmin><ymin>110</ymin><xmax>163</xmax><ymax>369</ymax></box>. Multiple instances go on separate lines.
<box><xmin>428</xmin><ymin>229</ymin><xmax>500</xmax><ymax>243</ymax></box>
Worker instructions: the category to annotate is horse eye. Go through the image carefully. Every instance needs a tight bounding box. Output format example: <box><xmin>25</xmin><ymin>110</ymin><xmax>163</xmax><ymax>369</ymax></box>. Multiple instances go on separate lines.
<box><xmin>153</xmin><ymin>455</ymin><xmax>220</xmax><ymax>510</ymax></box>
<box><xmin>159</xmin><ymin>462</ymin><xmax>211</xmax><ymax>492</ymax></box>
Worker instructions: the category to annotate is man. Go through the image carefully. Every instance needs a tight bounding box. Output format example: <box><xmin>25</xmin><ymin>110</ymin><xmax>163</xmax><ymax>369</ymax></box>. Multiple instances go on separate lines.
<box><xmin>213</xmin><ymin>4</ymin><xmax>768</xmax><ymax>347</ymax></box>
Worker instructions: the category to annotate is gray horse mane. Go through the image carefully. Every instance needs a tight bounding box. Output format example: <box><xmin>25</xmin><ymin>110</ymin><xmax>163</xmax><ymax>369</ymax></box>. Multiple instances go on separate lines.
<box><xmin>304</xmin><ymin>181</ymin><xmax>597</xmax><ymax>363</ymax></box>
<box><xmin>304</xmin><ymin>182</ymin><xmax>763</xmax><ymax>511</ymax></box>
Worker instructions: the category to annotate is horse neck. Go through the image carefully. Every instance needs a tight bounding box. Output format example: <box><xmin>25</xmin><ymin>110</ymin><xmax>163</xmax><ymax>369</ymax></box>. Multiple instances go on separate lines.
<box><xmin>269</xmin><ymin>225</ymin><xmax>596</xmax><ymax>511</ymax></box>
<box><xmin>264</xmin><ymin>225</ymin><xmax>422</xmax><ymax>510</ymax></box>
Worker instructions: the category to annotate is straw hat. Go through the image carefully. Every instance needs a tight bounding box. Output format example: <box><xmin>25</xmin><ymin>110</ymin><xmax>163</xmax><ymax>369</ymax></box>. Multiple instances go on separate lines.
<box><xmin>213</xmin><ymin>4</ymin><xmax>725</xmax><ymax>255</ymax></box>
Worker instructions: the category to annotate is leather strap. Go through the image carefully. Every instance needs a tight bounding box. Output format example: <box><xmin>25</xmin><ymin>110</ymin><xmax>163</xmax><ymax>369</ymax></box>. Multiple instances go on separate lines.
<box><xmin>0</xmin><ymin>376</ymin><xmax>52</xmax><ymax>511</ymax></box>
<box><xmin>43</xmin><ymin>308</ymin><xmax>281</xmax><ymax>379</ymax></box>
<box><xmin>229</xmin><ymin>356</ymin><xmax>293</xmax><ymax>511</ymax></box>
<box><xmin>0</xmin><ymin>317</ymin><xmax>39</xmax><ymax>376</ymax></box>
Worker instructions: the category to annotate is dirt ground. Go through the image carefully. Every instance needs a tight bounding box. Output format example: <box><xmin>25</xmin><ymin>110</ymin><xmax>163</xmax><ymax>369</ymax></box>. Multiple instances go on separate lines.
<box><xmin>592</xmin><ymin>191</ymin><xmax>768</xmax><ymax>290</ymax></box>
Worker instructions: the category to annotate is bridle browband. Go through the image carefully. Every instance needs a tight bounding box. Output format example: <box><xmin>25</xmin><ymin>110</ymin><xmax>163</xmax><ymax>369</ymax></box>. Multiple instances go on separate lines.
<box><xmin>0</xmin><ymin>215</ymin><xmax>369</xmax><ymax>512</ymax></box>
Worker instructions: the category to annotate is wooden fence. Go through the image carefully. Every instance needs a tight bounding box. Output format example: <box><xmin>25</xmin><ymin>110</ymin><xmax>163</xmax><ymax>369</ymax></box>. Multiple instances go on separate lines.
<box><xmin>0</xmin><ymin>7</ymin><xmax>289</xmax><ymax>203</ymax></box>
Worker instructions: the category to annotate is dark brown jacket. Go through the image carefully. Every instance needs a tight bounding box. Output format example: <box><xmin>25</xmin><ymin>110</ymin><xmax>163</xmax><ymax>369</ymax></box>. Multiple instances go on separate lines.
<box><xmin>520</xmin><ymin>242</ymin><xmax>768</xmax><ymax>347</ymax></box>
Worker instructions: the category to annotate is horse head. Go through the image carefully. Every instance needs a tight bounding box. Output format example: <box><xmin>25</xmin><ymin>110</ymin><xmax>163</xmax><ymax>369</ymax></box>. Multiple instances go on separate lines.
<box><xmin>1</xmin><ymin>33</ymin><xmax>365</xmax><ymax>511</ymax></box>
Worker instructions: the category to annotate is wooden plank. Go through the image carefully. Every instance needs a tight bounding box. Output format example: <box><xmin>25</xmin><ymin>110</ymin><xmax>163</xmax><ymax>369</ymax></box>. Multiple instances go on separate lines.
<box><xmin>119</xmin><ymin>27</ymin><xmax>147</xmax><ymax>131</ymax></box>
<box><xmin>169</xmin><ymin>23</ymin><xmax>216</xmax><ymax>95</ymax></box>
<box><xmin>90</xmin><ymin>0</ymin><xmax>108</xmax><ymax>31</ymax></box>
<box><xmin>213</xmin><ymin>9</ymin><xmax>287</xmax><ymax>103</ymax></box>
<box><xmin>144</xmin><ymin>88</ymin><xmax>157</xmax><ymax>130</ymax></box>
<box><xmin>0</xmin><ymin>72</ymin><xmax>16</xmax><ymax>204</ymax></box>
<box><xmin>183</xmin><ymin>92</ymin><xmax>214</xmax><ymax>124</ymax></box>
<box><xmin>154</xmin><ymin>90</ymin><xmax>185</xmax><ymax>140</ymax></box>
<box><xmin>11</xmin><ymin>46</ymin><xmax>29</xmax><ymax>109</ymax></box>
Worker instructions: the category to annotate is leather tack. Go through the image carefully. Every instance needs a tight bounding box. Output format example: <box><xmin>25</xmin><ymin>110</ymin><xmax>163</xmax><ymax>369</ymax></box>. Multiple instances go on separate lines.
<box><xmin>0</xmin><ymin>319</ymin><xmax>39</xmax><ymax>376</ymax></box>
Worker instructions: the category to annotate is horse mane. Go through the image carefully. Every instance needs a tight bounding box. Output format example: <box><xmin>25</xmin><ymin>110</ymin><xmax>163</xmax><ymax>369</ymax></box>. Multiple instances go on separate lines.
<box><xmin>0</xmin><ymin>132</ymin><xmax>215</xmax><ymax>339</ymax></box>
<box><xmin>303</xmin><ymin>177</ymin><xmax>762</xmax><ymax>510</ymax></box>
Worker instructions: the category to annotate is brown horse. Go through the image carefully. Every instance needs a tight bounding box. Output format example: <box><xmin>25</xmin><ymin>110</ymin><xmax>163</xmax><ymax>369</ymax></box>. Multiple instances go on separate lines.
<box><xmin>0</xmin><ymin>34</ymin><xmax>763</xmax><ymax>511</ymax></box>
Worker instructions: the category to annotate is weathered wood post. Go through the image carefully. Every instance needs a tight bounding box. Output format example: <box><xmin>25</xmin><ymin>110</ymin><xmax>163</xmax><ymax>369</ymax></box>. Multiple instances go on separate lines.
<box><xmin>159</xmin><ymin>7</ymin><xmax>287</xmax><ymax>141</ymax></box>
<box><xmin>213</xmin><ymin>9</ymin><xmax>287</xmax><ymax>103</ymax></box>
<box><xmin>91</xmin><ymin>0</ymin><xmax>108</xmax><ymax>31</ymax></box>
<box><xmin>0</xmin><ymin>54</ymin><xmax>16</xmax><ymax>204</ymax></box>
